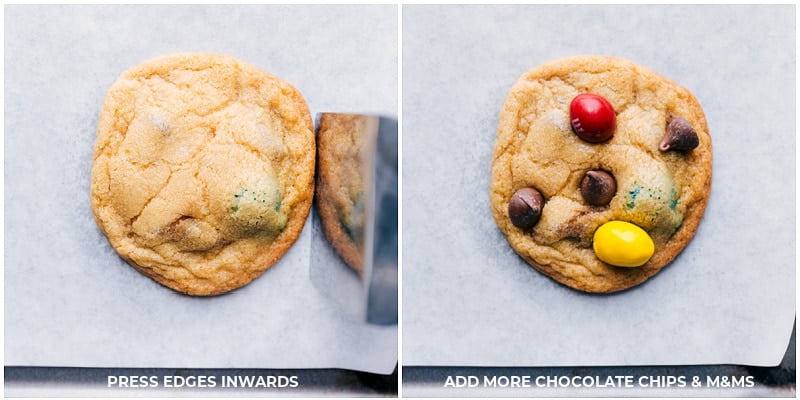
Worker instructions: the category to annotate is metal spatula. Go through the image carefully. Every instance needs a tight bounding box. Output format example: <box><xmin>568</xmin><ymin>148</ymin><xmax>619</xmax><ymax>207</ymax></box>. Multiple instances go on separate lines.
<box><xmin>310</xmin><ymin>113</ymin><xmax>397</xmax><ymax>325</ymax></box>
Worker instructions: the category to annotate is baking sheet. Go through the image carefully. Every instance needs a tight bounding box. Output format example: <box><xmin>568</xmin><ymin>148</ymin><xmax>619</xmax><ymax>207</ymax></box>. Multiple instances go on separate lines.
<box><xmin>402</xmin><ymin>5</ymin><xmax>795</xmax><ymax>367</ymax></box>
<box><xmin>4</xmin><ymin>5</ymin><xmax>397</xmax><ymax>374</ymax></box>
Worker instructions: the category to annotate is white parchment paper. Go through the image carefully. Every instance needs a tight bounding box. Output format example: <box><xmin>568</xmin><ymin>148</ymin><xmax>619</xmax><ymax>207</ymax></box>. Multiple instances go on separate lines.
<box><xmin>4</xmin><ymin>5</ymin><xmax>397</xmax><ymax>374</ymax></box>
<box><xmin>402</xmin><ymin>5</ymin><xmax>795</xmax><ymax>367</ymax></box>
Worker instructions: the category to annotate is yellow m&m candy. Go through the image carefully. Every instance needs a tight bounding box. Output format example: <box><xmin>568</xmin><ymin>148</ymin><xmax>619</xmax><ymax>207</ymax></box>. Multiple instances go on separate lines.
<box><xmin>593</xmin><ymin>221</ymin><xmax>654</xmax><ymax>267</ymax></box>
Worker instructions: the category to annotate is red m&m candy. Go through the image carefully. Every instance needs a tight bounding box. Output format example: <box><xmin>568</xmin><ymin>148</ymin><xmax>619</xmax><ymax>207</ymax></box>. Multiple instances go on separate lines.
<box><xmin>569</xmin><ymin>94</ymin><xmax>616</xmax><ymax>143</ymax></box>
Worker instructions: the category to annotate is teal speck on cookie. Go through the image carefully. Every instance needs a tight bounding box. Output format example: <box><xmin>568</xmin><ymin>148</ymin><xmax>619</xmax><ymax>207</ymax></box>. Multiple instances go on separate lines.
<box><xmin>627</xmin><ymin>185</ymin><xmax>641</xmax><ymax>209</ymax></box>
<box><xmin>340</xmin><ymin>191</ymin><xmax>365</xmax><ymax>243</ymax></box>
<box><xmin>230</xmin><ymin>186</ymin><xmax>287</xmax><ymax>234</ymax></box>
<box><xmin>669</xmin><ymin>187</ymin><xmax>679</xmax><ymax>210</ymax></box>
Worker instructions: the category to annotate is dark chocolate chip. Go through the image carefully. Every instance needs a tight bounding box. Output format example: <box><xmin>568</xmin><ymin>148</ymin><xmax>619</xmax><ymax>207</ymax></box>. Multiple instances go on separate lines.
<box><xmin>659</xmin><ymin>116</ymin><xmax>699</xmax><ymax>152</ymax></box>
<box><xmin>508</xmin><ymin>187</ymin><xmax>544</xmax><ymax>229</ymax></box>
<box><xmin>580</xmin><ymin>170</ymin><xmax>617</xmax><ymax>206</ymax></box>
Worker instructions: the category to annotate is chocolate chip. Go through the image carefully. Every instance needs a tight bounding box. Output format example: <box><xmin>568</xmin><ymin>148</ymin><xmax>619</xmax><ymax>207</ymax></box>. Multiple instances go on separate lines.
<box><xmin>580</xmin><ymin>170</ymin><xmax>616</xmax><ymax>206</ymax></box>
<box><xmin>659</xmin><ymin>116</ymin><xmax>699</xmax><ymax>152</ymax></box>
<box><xmin>508</xmin><ymin>187</ymin><xmax>544</xmax><ymax>229</ymax></box>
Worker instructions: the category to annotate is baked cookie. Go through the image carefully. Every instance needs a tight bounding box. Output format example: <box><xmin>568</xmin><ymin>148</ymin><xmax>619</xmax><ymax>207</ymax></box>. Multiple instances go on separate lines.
<box><xmin>315</xmin><ymin>114</ymin><xmax>376</xmax><ymax>272</ymax></box>
<box><xmin>90</xmin><ymin>53</ymin><xmax>315</xmax><ymax>296</ymax></box>
<box><xmin>491</xmin><ymin>56</ymin><xmax>711</xmax><ymax>293</ymax></box>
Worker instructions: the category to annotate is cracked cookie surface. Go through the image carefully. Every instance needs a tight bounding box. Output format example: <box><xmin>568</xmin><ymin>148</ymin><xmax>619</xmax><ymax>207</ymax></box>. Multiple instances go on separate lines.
<box><xmin>490</xmin><ymin>56</ymin><xmax>711</xmax><ymax>293</ymax></box>
<box><xmin>90</xmin><ymin>53</ymin><xmax>314</xmax><ymax>296</ymax></box>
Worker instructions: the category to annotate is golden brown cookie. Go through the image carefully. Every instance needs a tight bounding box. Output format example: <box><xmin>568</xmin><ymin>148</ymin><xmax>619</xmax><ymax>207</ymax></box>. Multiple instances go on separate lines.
<box><xmin>315</xmin><ymin>114</ymin><xmax>376</xmax><ymax>272</ymax></box>
<box><xmin>90</xmin><ymin>53</ymin><xmax>315</xmax><ymax>296</ymax></box>
<box><xmin>490</xmin><ymin>56</ymin><xmax>711</xmax><ymax>293</ymax></box>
